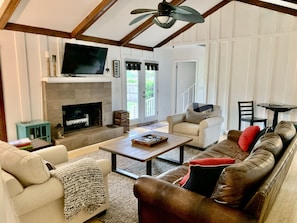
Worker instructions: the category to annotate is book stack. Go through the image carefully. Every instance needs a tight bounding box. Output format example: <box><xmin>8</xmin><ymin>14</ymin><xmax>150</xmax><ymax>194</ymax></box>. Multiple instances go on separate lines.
<box><xmin>9</xmin><ymin>138</ymin><xmax>33</xmax><ymax>150</ymax></box>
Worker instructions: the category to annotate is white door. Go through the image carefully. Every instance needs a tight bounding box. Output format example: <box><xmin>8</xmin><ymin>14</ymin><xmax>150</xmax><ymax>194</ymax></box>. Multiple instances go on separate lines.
<box><xmin>175</xmin><ymin>61</ymin><xmax>197</xmax><ymax>113</ymax></box>
<box><xmin>126</xmin><ymin>63</ymin><xmax>158</xmax><ymax>126</ymax></box>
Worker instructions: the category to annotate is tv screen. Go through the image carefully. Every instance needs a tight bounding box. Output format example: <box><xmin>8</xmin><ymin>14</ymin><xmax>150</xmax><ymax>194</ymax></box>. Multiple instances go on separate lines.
<box><xmin>61</xmin><ymin>43</ymin><xmax>108</xmax><ymax>75</ymax></box>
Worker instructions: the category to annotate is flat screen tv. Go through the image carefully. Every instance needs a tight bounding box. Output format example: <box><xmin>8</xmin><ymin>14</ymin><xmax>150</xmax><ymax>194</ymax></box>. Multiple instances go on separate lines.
<box><xmin>61</xmin><ymin>43</ymin><xmax>108</xmax><ymax>75</ymax></box>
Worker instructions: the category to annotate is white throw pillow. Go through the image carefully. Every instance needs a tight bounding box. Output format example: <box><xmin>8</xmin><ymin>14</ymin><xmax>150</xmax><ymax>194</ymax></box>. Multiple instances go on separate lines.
<box><xmin>0</xmin><ymin>141</ymin><xmax>50</xmax><ymax>187</ymax></box>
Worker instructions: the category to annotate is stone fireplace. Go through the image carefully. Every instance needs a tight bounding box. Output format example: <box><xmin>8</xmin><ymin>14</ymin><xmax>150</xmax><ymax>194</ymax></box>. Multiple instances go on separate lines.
<box><xmin>42</xmin><ymin>81</ymin><xmax>123</xmax><ymax>150</ymax></box>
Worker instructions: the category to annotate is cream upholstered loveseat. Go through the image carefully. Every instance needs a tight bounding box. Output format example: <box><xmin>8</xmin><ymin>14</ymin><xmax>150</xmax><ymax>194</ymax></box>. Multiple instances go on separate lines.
<box><xmin>167</xmin><ymin>104</ymin><xmax>224</xmax><ymax>149</ymax></box>
<box><xmin>0</xmin><ymin>140</ymin><xmax>111</xmax><ymax>223</ymax></box>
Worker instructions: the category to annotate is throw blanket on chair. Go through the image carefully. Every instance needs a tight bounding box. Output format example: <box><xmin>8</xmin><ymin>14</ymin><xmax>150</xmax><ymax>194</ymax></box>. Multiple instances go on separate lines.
<box><xmin>193</xmin><ymin>103</ymin><xmax>214</xmax><ymax>112</ymax></box>
<box><xmin>50</xmin><ymin>158</ymin><xmax>106</xmax><ymax>221</ymax></box>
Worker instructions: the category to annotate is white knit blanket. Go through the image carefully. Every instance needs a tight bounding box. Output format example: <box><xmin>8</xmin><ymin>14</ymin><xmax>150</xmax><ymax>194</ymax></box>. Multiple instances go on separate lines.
<box><xmin>50</xmin><ymin>158</ymin><xmax>106</xmax><ymax>221</ymax></box>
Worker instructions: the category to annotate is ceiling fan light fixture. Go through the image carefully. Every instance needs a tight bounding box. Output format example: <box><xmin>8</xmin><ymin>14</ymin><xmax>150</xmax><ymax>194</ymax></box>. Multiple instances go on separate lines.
<box><xmin>153</xmin><ymin>17</ymin><xmax>176</xmax><ymax>29</ymax></box>
<box><xmin>153</xmin><ymin>16</ymin><xmax>176</xmax><ymax>28</ymax></box>
<box><xmin>155</xmin><ymin>15</ymin><xmax>170</xmax><ymax>24</ymax></box>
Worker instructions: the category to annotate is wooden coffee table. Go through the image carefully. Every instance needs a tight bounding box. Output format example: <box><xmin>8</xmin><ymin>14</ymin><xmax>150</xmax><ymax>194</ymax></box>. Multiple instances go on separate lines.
<box><xmin>99</xmin><ymin>131</ymin><xmax>192</xmax><ymax>179</ymax></box>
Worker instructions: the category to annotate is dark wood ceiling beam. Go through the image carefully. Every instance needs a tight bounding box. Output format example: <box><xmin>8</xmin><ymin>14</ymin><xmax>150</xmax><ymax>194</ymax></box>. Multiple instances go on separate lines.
<box><xmin>4</xmin><ymin>23</ymin><xmax>71</xmax><ymax>38</ymax></box>
<box><xmin>76</xmin><ymin>35</ymin><xmax>121</xmax><ymax>46</ymax></box>
<box><xmin>71</xmin><ymin>0</ymin><xmax>118</xmax><ymax>38</ymax></box>
<box><xmin>122</xmin><ymin>43</ymin><xmax>154</xmax><ymax>51</ymax></box>
<box><xmin>120</xmin><ymin>0</ymin><xmax>186</xmax><ymax>46</ymax></box>
<box><xmin>237</xmin><ymin>0</ymin><xmax>297</xmax><ymax>16</ymax></box>
<box><xmin>3</xmin><ymin>23</ymin><xmax>153</xmax><ymax>51</ymax></box>
<box><xmin>120</xmin><ymin>17</ymin><xmax>154</xmax><ymax>46</ymax></box>
<box><xmin>0</xmin><ymin>0</ymin><xmax>20</xmax><ymax>29</ymax></box>
<box><xmin>155</xmin><ymin>0</ymin><xmax>230</xmax><ymax>48</ymax></box>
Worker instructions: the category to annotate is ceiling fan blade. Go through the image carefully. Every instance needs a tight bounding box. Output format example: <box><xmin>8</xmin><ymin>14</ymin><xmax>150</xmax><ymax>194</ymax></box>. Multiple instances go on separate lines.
<box><xmin>153</xmin><ymin>17</ymin><xmax>176</xmax><ymax>29</ymax></box>
<box><xmin>130</xmin><ymin>9</ymin><xmax>157</xmax><ymax>14</ymax></box>
<box><xmin>129</xmin><ymin>13</ymin><xmax>154</xmax><ymax>25</ymax></box>
<box><xmin>172</xmin><ymin>12</ymin><xmax>204</xmax><ymax>23</ymax></box>
<box><xmin>172</xmin><ymin>6</ymin><xmax>204</xmax><ymax>23</ymax></box>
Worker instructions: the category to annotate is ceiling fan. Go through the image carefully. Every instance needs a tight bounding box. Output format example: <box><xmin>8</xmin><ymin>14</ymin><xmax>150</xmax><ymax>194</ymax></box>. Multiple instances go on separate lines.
<box><xmin>129</xmin><ymin>0</ymin><xmax>204</xmax><ymax>29</ymax></box>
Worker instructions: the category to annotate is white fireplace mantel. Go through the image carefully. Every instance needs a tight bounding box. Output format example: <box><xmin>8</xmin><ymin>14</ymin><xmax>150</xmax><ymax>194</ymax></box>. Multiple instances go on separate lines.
<box><xmin>42</xmin><ymin>76</ymin><xmax>112</xmax><ymax>83</ymax></box>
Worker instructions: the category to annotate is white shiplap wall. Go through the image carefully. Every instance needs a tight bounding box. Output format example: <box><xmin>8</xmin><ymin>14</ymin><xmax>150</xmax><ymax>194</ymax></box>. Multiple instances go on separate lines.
<box><xmin>165</xmin><ymin>1</ymin><xmax>297</xmax><ymax>131</ymax></box>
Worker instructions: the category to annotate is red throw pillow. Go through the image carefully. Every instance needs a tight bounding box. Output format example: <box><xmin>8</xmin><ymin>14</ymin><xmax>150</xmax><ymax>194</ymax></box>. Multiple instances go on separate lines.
<box><xmin>179</xmin><ymin>158</ymin><xmax>236</xmax><ymax>186</ymax></box>
<box><xmin>238</xmin><ymin>126</ymin><xmax>261</xmax><ymax>152</ymax></box>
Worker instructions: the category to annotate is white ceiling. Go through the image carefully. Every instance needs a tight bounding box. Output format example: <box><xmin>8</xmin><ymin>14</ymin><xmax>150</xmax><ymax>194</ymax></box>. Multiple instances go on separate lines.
<box><xmin>1</xmin><ymin>0</ymin><xmax>297</xmax><ymax>50</ymax></box>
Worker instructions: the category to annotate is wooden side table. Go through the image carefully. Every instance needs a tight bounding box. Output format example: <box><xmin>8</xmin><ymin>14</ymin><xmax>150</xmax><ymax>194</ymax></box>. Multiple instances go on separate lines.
<box><xmin>113</xmin><ymin>110</ymin><xmax>130</xmax><ymax>132</ymax></box>
<box><xmin>28</xmin><ymin>138</ymin><xmax>53</xmax><ymax>152</ymax></box>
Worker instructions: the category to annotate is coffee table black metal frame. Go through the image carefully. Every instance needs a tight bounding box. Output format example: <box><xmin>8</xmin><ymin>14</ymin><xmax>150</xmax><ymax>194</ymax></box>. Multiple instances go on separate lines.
<box><xmin>110</xmin><ymin>146</ymin><xmax>184</xmax><ymax>179</ymax></box>
<box><xmin>99</xmin><ymin>131</ymin><xmax>192</xmax><ymax>179</ymax></box>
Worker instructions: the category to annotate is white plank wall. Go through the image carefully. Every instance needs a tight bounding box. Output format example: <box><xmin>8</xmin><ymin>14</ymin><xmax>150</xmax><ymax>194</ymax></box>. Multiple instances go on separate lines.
<box><xmin>167</xmin><ymin>1</ymin><xmax>297</xmax><ymax>131</ymax></box>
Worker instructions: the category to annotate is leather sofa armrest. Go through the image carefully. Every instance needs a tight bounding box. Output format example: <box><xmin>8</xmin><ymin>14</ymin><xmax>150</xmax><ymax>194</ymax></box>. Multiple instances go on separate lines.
<box><xmin>134</xmin><ymin>175</ymin><xmax>254</xmax><ymax>223</ymax></box>
<box><xmin>33</xmin><ymin>145</ymin><xmax>68</xmax><ymax>165</ymax></box>
<box><xmin>227</xmin><ymin>130</ymin><xmax>242</xmax><ymax>142</ymax></box>
<box><xmin>167</xmin><ymin>113</ymin><xmax>186</xmax><ymax>133</ymax></box>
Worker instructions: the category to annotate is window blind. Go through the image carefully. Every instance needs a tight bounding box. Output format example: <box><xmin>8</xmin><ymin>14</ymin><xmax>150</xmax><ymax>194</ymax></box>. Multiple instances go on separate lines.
<box><xmin>125</xmin><ymin>61</ymin><xmax>141</xmax><ymax>70</ymax></box>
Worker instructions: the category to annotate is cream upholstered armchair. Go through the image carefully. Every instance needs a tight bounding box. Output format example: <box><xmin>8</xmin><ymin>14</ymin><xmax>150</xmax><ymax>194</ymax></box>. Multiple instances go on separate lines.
<box><xmin>0</xmin><ymin>140</ymin><xmax>111</xmax><ymax>223</ymax></box>
<box><xmin>167</xmin><ymin>103</ymin><xmax>224</xmax><ymax>149</ymax></box>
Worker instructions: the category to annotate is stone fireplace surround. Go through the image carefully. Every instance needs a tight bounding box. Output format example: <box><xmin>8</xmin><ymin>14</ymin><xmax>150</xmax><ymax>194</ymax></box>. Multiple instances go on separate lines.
<box><xmin>42</xmin><ymin>81</ymin><xmax>123</xmax><ymax>150</ymax></box>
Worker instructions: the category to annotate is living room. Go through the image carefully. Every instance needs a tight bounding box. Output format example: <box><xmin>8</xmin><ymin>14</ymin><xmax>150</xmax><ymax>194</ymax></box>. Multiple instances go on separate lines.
<box><xmin>1</xmin><ymin>1</ymin><xmax>297</xmax><ymax>142</ymax></box>
<box><xmin>1</xmin><ymin>0</ymin><xmax>297</xmax><ymax>222</ymax></box>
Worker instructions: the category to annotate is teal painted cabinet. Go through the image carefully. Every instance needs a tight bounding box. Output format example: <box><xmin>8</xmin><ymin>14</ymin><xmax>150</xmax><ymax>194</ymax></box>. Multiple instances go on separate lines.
<box><xmin>16</xmin><ymin>120</ymin><xmax>51</xmax><ymax>142</ymax></box>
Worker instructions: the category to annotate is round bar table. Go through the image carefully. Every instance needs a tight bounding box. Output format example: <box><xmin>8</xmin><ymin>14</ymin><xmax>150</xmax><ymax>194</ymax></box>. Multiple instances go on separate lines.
<box><xmin>257</xmin><ymin>103</ymin><xmax>297</xmax><ymax>130</ymax></box>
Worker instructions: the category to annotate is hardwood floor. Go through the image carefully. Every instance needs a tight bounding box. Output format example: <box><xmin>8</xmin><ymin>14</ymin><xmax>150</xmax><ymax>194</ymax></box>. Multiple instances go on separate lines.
<box><xmin>69</xmin><ymin>123</ymin><xmax>297</xmax><ymax>223</ymax></box>
<box><xmin>265</xmin><ymin>152</ymin><xmax>297</xmax><ymax>223</ymax></box>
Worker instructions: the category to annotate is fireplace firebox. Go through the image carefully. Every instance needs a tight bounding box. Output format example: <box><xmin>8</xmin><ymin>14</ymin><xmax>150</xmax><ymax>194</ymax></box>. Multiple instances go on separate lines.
<box><xmin>62</xmin><ymin>102</ymin><xmax>102</xmax><ymax>133</ymax></box>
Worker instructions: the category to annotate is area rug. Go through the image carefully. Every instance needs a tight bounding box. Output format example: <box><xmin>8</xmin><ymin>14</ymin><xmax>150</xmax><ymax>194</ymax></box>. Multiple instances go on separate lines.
<box><xmin>72</xmin><ymin>146</ymin><xmax>201</xmax><ymax>223</ymax></box>
<box><xmin>137</xmin><ymin>122</ymin><xmax>168</xmax><ymax>130</ymax></box>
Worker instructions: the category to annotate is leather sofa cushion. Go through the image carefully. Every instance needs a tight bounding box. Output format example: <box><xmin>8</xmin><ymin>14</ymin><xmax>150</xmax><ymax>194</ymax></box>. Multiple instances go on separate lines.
<box><xmin>157</xmin><ymin>165</ymin><xmax>188</xmax><ymax>185</ymax></box>
<box><xmin>274</xmin><ymin>121</ymin><xmax>296</xmax><ymax>145</ymax></box>
<box><xmin>0</xmin><ymin>141</ymin><xmax>50</xmax><ymax>187</ymax></box>
<box><xmin>173</xmin><ymin>122</ymin><xmax>199</xmax><ymax>135</ymax></box>
<box><xmin>190</xmin><ymin>138</ymin><xmax>249</xmax><ymax>162</ymax></box>
<box><xmin>211</xmin><ymin>149</ymin><xmax>275</xmax><ymax>208</ymax></box>
<box><xmin>252</xmin><ymin>133</ymin><xmax>283</xmax><ymax>158</ymax></box>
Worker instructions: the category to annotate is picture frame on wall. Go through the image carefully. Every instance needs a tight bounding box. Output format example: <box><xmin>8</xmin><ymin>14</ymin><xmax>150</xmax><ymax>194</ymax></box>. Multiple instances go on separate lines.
<box><xmin>113</xmin><ymin>60</ymin><xmax>120</xmax><ymax>78</ymax></box>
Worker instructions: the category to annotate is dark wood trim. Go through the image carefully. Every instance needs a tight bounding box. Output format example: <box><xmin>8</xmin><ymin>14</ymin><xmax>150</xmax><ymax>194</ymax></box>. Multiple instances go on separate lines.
<box><xmin>282</xmin><ymin>0</ymin><xmax>297</xmax><ymax>4</ymax></box>
<box><xmin>122</xmin><ymin>43</ymin><xmax>154</xmax><ymax>52</ymax></box>
<box><xmin>237</xmin><ymin>0</ymin><xmax>297</xmax><ymax>16</ymax></box>
<box><xmin>0</xmin><ymin>0</ymin><xmax>20</xmax><ymax>29</ymax></box>
<box><xmin>71</xmin><ymin>0</ymin><xmax>118</xmax><ymax>38</ymax></box>
<box><xmin>120</xmin><ymin>0</ymin><xmax>186</xmax><ymax>46</ymax></box>
<box><xmin>120</xmin><ymin>17</ymin><xmax>155</xmax><ymax>46</ymax></box>
<box><xmin>76</xmin><ymin>35</ymin><xmax>121</xmax><ymax>46</ymax></box>
<box><xmin>0</xmin><ymin>62</ymin><xmax>7</xmax><ymax>141</ymax></box>
<box><xmin>155</xmin><ymin>0</ymin><xmax>230</xmax><ymax>48</ymax></box>
<box><xmin>4</xmin><ymin>23</ymin><xmax>71</xmax><ymax>38</ymax></box>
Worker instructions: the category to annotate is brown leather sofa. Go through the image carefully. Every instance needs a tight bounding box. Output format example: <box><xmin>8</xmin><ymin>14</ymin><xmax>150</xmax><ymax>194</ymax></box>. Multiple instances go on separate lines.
<box><xmin>134</xmin><ymin>121</ymin><xmax>297</xmax><ymax>223</ymax></box>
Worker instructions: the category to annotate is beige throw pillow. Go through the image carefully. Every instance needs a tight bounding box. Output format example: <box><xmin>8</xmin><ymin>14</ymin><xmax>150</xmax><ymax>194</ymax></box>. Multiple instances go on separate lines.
<box><xmin>185</xmin><ymin>109</ymin><xmax>209</xmax><ymax>124</ymax></box>
<box><xmin>0</xmin><ymin>141</ymin><xmax>50</xmax><ymax>187</ymax></box>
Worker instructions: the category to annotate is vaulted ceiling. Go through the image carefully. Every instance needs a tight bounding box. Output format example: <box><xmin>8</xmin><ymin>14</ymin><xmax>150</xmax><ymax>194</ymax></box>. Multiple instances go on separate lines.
<box><xmin>0</xmin><ymin>0</ymin><xmax>296</xmax><ymax>51</ymax></box>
